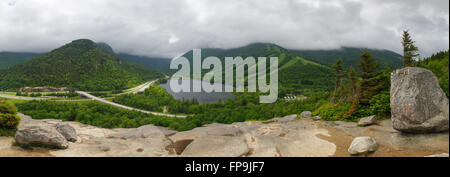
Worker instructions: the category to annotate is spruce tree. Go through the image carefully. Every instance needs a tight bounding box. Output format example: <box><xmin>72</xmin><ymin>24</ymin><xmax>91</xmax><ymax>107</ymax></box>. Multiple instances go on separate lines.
<box><xmin>347</xmin><ymin>66</ymin><xmax>359</xmax><ymax>102</ymax></box>
<box><xmin>358</xmin><ymin>51</ymin><xmax>384</xmax><ymax>105</ymax></box>
<box><xmin>402</xmin><ymin>30</ymin><xmax>419</xmax><ymax>67</ymax></box>
<box><xmin>342</xmin><ymin>66</ymin><xmax>360</xmax><ymax>119</ymax></box>
<box><xmin>331</xmin><ymin>58</ymin><xmax>345</xmax><ymax>103</ymax></box>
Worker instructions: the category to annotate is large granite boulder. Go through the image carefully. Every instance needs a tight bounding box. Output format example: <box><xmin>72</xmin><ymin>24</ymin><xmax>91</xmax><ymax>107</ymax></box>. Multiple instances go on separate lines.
<box><xmin>15</xmin><ymin>124</ymin><xmax>69</xmax><ymax>149</ymax></box>
<box><xmin>390</xmin><ymin>67</ymin><xmax>449</xmax><ymax>133</ymax></box>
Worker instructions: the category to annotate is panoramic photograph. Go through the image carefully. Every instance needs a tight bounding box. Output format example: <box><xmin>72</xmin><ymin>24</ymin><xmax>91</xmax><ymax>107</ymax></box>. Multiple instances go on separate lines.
<box><xmin>0</xmin><ymin>0</ymin><xmax>448</xmax><ymax>169</ymax></box>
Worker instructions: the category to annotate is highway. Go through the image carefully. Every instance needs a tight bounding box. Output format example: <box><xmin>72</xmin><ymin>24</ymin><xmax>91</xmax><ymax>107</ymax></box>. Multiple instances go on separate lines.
<box><xmin>75</xmin><ymin>90</ymin><xmax>187</xmax><ymax>118</ymax></box>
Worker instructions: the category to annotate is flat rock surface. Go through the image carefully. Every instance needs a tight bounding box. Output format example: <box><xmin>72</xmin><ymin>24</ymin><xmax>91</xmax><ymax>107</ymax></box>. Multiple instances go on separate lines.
<box><xmin>0</xmin><ymin>114</ymin><xmax>448</xmax><ymax>157</ymax></box>
<box><xmin>181</xmin><ymin>135</ymin><xmax>249</xmax><ymax>157</ymax></box>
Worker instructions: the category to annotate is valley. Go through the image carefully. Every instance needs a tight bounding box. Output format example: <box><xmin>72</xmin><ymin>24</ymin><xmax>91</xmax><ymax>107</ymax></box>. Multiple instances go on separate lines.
<box><xmin>0</xmin><ymin>36</ymin><xmax>448</xmax><ymax>157</ymax></box>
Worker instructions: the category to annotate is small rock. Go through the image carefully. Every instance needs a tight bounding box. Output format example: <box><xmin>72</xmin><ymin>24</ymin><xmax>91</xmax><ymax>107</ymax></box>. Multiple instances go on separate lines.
<box><xmin>311</xmin><ymin>116</ymin><xmax>321</xmax><ymax>121</ymax></box>
<box><xmin>348</xmin><ymin>136</ymin><xmax>377</xmax><ymax>155</ymax></box>
<box><xmin>358</xmin><ymin>115</ymin><xmax>377</xmax><ymax>127</ymax></box>
<box><xmin>55</xmin><ymin>123</ymin><xmax>78</xmax><ymax>142</ymax></box>
<box><xmin>300</xmin><ymin>111</ymin><xmax>312</xmax><ymax>118</ymax></box>
<box><xmin>425</xmin><ymin>153</ymin><xmax>449</xmax><ymax>157</ymax></box>
<box><xmin>269</xmin><ymin>114</ymin><xmax>298</xmax><ymax>123</ymax></box>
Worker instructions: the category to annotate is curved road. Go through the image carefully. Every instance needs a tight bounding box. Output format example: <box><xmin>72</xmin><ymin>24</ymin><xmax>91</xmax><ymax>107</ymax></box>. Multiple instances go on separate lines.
<box><xmin>76</xmin><ymin>91</ymin><xmax>187</xmax><ymax>118</ymax></box>
<box><xmin>119</xmin><ymin>80</ymin><xmax>157</xmax><ymax>95</ymax></box>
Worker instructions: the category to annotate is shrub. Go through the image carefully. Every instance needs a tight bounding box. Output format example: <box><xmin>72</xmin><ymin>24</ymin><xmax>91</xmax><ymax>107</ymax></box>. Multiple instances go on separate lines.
<box><xmin>312</xmin><ymin>102</ymin><xmax>352</xmax><ymax>121</ymax></box>
<box><xmin>0</xmin><ymin>100</ymin><xmax>18</xmax><ymax>114</ymax></box>
<box><xmin>0</xmin><ymin>113</ymin><xmax>21</xmax><ymax>129</ymax></box>
<box><xmin>0</xmin><ymin>100</ymin><xmax>21</xmax><ymax>136</ymax></box>
<box><xmin>368</xmin><ymin>91</ymin><xmax>391</xmax><ymax>117</ymax></box>
<box><xmin>0</xmin><ymin>127</ymin><xmax>17</xmax><ymax>137</ymax></box>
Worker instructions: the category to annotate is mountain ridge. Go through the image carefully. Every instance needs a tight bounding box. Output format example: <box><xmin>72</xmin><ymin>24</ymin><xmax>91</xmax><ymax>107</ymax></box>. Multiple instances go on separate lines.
<box><xmin>0</xmin><ymin>39</ymin><xmax>163</xmax><ymax>91</ymax></box>
<box><xmin>289</xmin><ymin>46</ymin><xmax>403</xmax><ymax>69</ymax></box>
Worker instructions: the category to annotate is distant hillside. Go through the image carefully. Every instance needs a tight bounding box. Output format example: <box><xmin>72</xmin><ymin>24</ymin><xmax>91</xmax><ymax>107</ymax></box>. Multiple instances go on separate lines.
<box><xmin>93</xmin><ymin>42</ymin><xmax>172</xmax><ymax>73</ymax></box>
<box><xmin>0</xmin><ymin>52</ymin><xmax>42</xmax><ymax>69</ymax></box>
<box><xmin>290</xmin><ymin>47</ymin><xmax>403</xmax><ymax>70</ymax></box>
<box><xmin>118</xmin><ymin>53</ymin><xmax>172</xmax><ymax>74</ymax></box>
<box><xmin>0</xmin><ymin>39</ymin><xmax>163</xmax><ymax>91</ymax></box>
<box><xmin>179</xmin><ymin>43</ymin><xmax>334</xmax><ymax>96</ymax></box>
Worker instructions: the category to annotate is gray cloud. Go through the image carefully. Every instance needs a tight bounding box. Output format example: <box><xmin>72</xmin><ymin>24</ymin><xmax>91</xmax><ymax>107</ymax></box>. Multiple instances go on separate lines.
<box><xmin>0</xmin><ymin>0</ymin><xmax>448</xmax><ymax>58</ymax></box>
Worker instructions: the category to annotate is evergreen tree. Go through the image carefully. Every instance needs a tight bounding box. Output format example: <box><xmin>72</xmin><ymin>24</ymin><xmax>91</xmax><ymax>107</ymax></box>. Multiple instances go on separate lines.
<box><xmin>402</xmin><ymin>30</ymin><xmax>419</xmax><ymax>67</ymax></box>
<box><xmin>347</xmin><ymin>66</ymin><xmax>359</xmax><ymax>102</ymax></box>
<box><xmin>331</xmin><ymin>58</ymin><xmax>346</xmax><ymax>103</ymax></box>
<box><xmin>358</xmin><ymin>51</ymin><xmax>384</xmax><ymax>105</ymax></box>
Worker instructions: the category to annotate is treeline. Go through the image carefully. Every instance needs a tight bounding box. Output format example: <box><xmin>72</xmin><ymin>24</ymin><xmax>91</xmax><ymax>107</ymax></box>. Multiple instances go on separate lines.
<box><xmin>16</xmin><ymin>90</ymin><xmax>79</xmax><ymax>98</ymax></box>
<box><xmin>113</xmin><ymin>85</ymin><xmax>199</xmax><ymax>113</ymax></box>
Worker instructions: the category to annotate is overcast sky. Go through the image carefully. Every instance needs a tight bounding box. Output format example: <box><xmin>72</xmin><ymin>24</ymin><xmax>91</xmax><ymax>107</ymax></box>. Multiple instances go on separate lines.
<box><xmin>0</xmin><ymin>0</ymin><xmax>448</xmax><ymax>58</ymax></box>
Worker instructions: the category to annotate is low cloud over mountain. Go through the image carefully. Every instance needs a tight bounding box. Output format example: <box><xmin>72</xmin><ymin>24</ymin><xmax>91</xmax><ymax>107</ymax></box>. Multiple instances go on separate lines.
<box><xmin>1</xmin><ymin>0</ymin><xmax>448</xmax><ymax>58</ymax></box>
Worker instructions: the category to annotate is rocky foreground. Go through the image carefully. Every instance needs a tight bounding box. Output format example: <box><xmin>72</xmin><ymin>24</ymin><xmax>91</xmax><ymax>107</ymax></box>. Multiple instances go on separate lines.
<box><xmin>0</xmin><ymin>113</ymin><xmax>448</xmax><ymax>157</ymax></box>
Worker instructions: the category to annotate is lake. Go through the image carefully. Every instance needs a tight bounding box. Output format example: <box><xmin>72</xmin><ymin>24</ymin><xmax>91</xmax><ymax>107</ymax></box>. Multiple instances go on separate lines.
<box><xmin>159</xmin><ymin>80</ymin><xmax>235</xmax><ymax>104</ymax></box>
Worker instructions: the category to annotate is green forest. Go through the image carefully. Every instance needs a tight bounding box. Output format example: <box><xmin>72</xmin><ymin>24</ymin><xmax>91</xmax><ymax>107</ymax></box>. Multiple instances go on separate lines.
<box><xmin>0</xmin><ymin>52</ymin><xmax>41</xmax><ymax>69</ymax></box>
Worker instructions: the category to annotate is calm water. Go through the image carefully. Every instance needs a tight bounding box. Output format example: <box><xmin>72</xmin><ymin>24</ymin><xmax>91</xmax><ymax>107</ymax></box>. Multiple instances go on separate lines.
<box><xmin>159</xmin><ymin>80</ymin><xmax>235</xmax><ymax>104</ymax></box>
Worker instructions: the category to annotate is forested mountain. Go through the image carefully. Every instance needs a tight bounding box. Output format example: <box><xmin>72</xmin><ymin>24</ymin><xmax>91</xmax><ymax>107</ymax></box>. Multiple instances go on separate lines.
<box><xmin>95</xmin><ymin>42</ymin><xmax>172</xmax><ymax>73</ymax></box>
<box><xmin>0</xmin><ymin>39</ymin><xmax>163</xmax><ymax>91</ymax></box>
<box><xmin>0</xmin><ymin>52</ymin><xmax>42</xmax><ymax>69</ymax></box>
<box><xmin>118</xmin><ymin>53</ymin><xmax>172</xmax><ymax>74</ymax></box>
<box><xmin>290</xmin><ymin>47</ymin><xmax>403</xmax><ymax>70</ymax></box>
<box><xmin>179</xmin><ymin>43</ymin><xmax>335</xmax><ymax>96</ymax></box>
